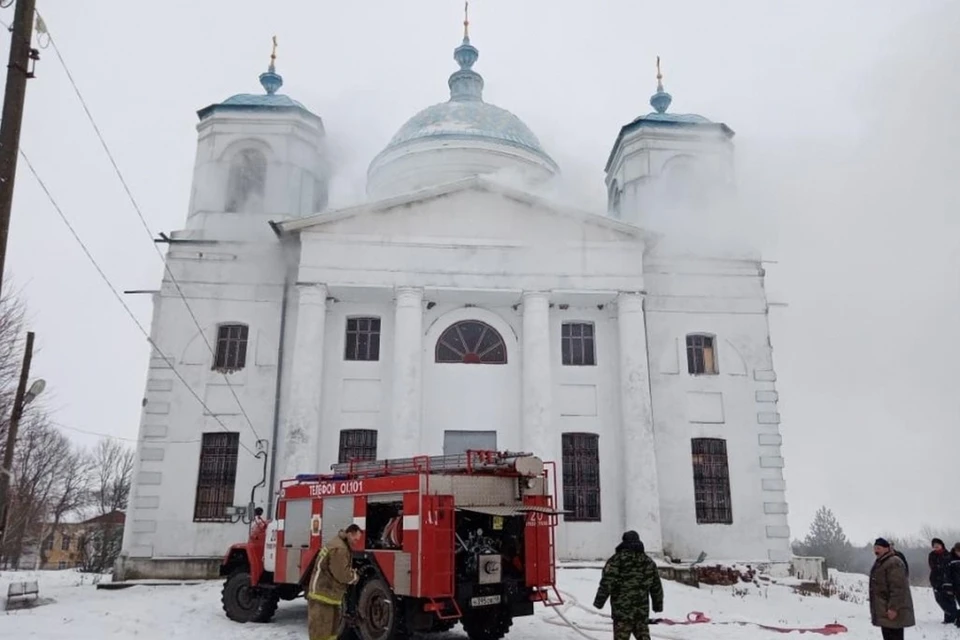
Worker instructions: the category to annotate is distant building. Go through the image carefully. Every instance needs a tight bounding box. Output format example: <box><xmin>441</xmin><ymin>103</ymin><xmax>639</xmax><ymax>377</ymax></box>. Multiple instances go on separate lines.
<box><xmin>118</xmin><ymin>20</ymin><xmax>791</xmax><ymax>580</ymax></box>
<box><xmin>40</xmin><ymin>511</ymin><xmax>126</xmax><ymax>571</ymax></box>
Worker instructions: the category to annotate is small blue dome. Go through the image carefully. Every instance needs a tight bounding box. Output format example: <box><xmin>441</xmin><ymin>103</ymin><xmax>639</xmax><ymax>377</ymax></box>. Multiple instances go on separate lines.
<box><xmin>633</xmin><ymin>111</ymin><xmax>713</xmax><ymax>125</ymax></box>
<box><xmin>219</xmin><ymin>92</ymin><xmax>308</xmax><ymax>109</ymax></box>
<box><xmin>197</xmin><ymin>56</ymin><xmax>318</xmax><ymax>122</ymax></box>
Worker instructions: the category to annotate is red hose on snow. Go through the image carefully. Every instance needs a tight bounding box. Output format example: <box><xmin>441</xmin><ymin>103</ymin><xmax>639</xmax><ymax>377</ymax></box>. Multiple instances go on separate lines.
<box><xmin>651</xmin><ymin>611</ymin><xmax>849</xmax><ymax>635</ymax></box>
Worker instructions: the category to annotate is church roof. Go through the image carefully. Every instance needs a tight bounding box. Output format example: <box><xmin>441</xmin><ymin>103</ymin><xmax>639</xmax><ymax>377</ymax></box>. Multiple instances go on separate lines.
<box><xmin>604</xmin><ymin>59</ymin><xmax>734</xmax><ymax>172</ymax></box>
<box><xmin>273</xmin><ymin>174</ymin><xmax>645</xmax><ymax>240</ymax></box>
<box><xmin>196</xmin><ymin>43</ymin><xmax>320</xmax><ymax>123</ymax></box>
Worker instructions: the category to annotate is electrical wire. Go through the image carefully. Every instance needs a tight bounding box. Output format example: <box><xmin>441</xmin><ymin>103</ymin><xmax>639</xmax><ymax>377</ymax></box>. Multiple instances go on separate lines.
<box><xmin>51</xmin><ymin>421</ymin><xmax>200</xmax><ymax>445</ymax></box>
<box><xmin>18</xmin><ymin>148</ymin><xmax>259</xmax><ymax>460</ymax></box>
<box><xmin>34</xmin><ymin>8</ymin><xmax>263</xmax><ymax>444</ymax></box>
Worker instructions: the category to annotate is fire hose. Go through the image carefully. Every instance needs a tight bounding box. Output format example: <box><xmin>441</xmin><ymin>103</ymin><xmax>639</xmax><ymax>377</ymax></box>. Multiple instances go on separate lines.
<box><xmin>542</xmin><ymin>590</ymin><xmax>849</xmax><ymax>639</ymax></box>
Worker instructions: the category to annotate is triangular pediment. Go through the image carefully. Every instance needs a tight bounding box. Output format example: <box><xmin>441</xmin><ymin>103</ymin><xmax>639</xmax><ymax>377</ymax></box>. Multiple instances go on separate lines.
<box><xmin>275</xmin><ymin>176</ymin><xmax>647</xmax><ymax>246</ymax></box>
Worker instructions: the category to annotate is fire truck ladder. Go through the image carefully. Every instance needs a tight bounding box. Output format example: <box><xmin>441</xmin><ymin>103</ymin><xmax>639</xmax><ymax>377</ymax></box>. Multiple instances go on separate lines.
<box><xmin>330</xmin><ymin>450</ymin><xmax>540</xmax><ymax>477</ymax></box>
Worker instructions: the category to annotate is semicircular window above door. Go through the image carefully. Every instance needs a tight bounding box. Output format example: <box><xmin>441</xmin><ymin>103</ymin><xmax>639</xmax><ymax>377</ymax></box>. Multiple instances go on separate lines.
<box><xmin>435</xmin><ymin>320</ymin><xmax>507</xmax><ymax>364</ymax></box>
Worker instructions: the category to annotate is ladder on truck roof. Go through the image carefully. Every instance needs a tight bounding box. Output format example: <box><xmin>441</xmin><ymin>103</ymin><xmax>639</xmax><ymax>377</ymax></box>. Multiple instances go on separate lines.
<box><xmin>329</xmin><ymin>450</ymin><xmax>544</xmax><ymax>478</ymax></box>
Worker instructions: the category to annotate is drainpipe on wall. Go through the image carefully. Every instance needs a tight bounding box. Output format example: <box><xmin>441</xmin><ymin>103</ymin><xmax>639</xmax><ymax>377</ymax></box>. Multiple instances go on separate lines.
<box><xmin>266</xmin><ymin>221</ymin><xmax>292</xmax><ymax>518</ymax></box>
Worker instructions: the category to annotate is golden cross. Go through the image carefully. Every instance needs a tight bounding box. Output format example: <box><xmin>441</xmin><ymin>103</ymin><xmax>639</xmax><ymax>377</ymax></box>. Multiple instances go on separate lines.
<box><xmin>464</xmin><ymin>1</ymin><xmax>470</xmax><ymax>39</ymax></box>
<box><xmin>270</xmin><ymin>35</ymin><xmax>278</xmax><ymax>66</ymax></box>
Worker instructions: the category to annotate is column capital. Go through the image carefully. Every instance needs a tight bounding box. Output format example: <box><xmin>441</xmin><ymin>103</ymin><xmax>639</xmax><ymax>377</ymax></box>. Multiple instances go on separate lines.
<box><xmin>521</xmin><ymin>290</ymin><xmax>551</xmax><ymax>304</ymax></box>
<box><xmin>617</xmin><ymin>291</ymin><xmax>645</xmax><ymax>312</ymax></box>
<box><xmin>296</xmin><ymin>282</ymin><xmax>328</xmax><ymax>304</ymax></box>
<box><xmin>395</xmin><ymin>286</ymin><xmax>424</xmax><ymax>307</ymax></box>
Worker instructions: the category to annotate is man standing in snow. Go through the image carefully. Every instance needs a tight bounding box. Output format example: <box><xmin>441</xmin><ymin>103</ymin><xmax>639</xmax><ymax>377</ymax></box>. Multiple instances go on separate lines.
<box><xmin>869</xmin><ymin>537</ymin><xmax>915</xmax><ymax>640</ymax></box>
<box><xmin>307</xmin><ymin>524</ymin><xmax>361</xmax><ymax>640</ymax></box>
<box><xmin>946</xmin><ymin>543</ymin><xmax>960</xmax><ymax>628</ymax></box>
<box><xmin>593</xmin><ymin>530</ymin><xmax>664</xmax><ymax>640</ymax></box>
<box><xmin>928</xmin><ymin>538</ymin><xmax>957</xmax><ymax>624</ymax></box>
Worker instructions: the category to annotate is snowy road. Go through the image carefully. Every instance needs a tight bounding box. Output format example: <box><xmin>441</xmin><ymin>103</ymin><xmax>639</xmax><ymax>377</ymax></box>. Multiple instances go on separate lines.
<box><xmin>2</xmin><ymin>567</ymin><xmax>955</xmax><ymax>639</ymax></box>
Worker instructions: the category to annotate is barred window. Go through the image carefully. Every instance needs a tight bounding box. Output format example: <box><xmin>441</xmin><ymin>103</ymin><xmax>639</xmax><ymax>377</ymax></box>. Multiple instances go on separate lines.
<box><xmin>435</xmin><ymin>320</ymin><xmax>507</xmax><ymax>364</ymax></box>
<box><xmin>60</xmin><ymin>535</ymin><xmax>71</xmax><ymax>551</ymax></box>
<box><xmin>338</xmin><ymin>429</ymin><xmax>378</xmax><ymax>464</ymax></box>
<box><xmin>213</xmin><ymin>324</ymin><xmax>249</xmax><ymax>372</ymax></box>
<box><xmin>561</xmin><ymin>433</ymin><xmax>601</xmax><ymax>522</ymax></box>
<box><xmin>686</xmin><ymin>334</ymin><xmax>717</xmax><ymax>375</ymax></box>
<box><xmin>691</xmin><ymin>438</ymin><xmax>733</xmax><ymax>524</ymax></box>
<box><xmin>561</xmin><ymin>322</ymin><xmax>596</xmax><ymax>366</ymax></box>
<box><xmin>345</xmin><ymin>317</ymin><xmax>381</xmax><ymax>361</ymax></box>
<box><xmin>193</xmin><ymin>432</ymin><xmax>240</xmax><ymax>522</ymax></box>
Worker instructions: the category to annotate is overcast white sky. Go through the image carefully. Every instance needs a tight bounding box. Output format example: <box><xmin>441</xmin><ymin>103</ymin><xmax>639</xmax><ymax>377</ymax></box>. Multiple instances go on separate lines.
<box><xmin>4</xmin><ymin>0</ymin><xmax>957</xmax><ymax>544</ymax></box>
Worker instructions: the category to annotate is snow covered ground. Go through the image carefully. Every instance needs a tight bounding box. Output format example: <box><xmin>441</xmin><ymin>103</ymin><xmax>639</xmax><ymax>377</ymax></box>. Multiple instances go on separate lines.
<box><xmin>1</xmin><ymin>565</ymin><xmax>955</xmax><ymax>639</ymax></box>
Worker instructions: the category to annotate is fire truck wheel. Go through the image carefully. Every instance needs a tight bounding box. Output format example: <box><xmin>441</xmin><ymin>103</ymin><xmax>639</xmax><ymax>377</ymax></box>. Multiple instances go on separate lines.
<box><xmin>354</xmin><ymin>577</ymin><xmax>402</xmax><ymax>640</ymax></box>
<box><xmin>461</xmin><ymin>609</ymin><xmax>513</xmax><ymax>640</ymax></box>
<box><xmin>430</xmin><ymin>619</ymin><xmax>457</xmax><ymax>632</ymax></box>
<box><xmin>221</xmin><ymin>570</ymin><xmax>276</xmax><ymax>623</ymax></box>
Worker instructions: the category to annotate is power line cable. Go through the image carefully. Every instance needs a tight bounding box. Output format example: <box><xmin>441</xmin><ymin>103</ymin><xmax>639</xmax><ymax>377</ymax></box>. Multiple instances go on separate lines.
<box><xmin>34</xmin><ymin>9</ymin><xmax>263</xmax><ymax>443</ymax></box>
<box><xmin>18</xmin><ymin>148</ymin><xmax>259</xmax><ymax>460</ymax></box>
<box><xmin>51</xmin><ymin>420</ymin><xmax>200</xmax><ymax>445</ymax></box>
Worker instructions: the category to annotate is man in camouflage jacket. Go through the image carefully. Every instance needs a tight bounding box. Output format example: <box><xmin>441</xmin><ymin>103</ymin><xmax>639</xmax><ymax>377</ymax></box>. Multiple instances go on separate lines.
<box><xmin>593</xmin><ymin>531</ymin><xmax>664</xmax><ymax>640</ymax></box>
<box><xmin>307</xmin><ymin>524</ymin><xmax>361</xmax><ymax>640</ymax></box>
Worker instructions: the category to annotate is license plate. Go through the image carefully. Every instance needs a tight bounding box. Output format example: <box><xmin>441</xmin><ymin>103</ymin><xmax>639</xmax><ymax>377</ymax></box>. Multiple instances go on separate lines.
<box><xmin>470</xmin><ymin>594</ymin><xmax>501</xmax><ymax>608</ymax></box>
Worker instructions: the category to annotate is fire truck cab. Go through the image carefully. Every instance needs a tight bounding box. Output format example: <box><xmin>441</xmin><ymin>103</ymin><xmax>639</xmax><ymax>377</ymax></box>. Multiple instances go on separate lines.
<box><xmin>219</xmin><ymin>450</ymin><xmax>563</xmax><ymax>640</ymax></box>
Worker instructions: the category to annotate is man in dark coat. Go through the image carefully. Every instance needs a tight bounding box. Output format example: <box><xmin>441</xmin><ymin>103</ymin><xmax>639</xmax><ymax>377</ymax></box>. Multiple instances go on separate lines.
<box><xmin>593</xmin><ymin>531</ymin><xmax>664</xmax><ymax>640</ymax></box>
<box><xmin>869</xmin><ymin>537</ymin><xmax>915</xmax><ymax>640</ymax></box>
<box><xmin>928</xmin><ymin>538</ymin><xmax>957</xmax><ymax>623</ymax></box>
<box><xmin>946</xmin><ymin>543</ymin><xmax>960</xmax><ymax>628</ymax></box>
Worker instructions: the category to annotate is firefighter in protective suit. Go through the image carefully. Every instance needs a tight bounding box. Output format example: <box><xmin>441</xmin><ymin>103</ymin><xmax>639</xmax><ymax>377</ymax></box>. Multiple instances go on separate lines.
<box><xmin>307</xmin><ymin>524</ymin><xmax>362</xmax><ymax>640</ymax></box>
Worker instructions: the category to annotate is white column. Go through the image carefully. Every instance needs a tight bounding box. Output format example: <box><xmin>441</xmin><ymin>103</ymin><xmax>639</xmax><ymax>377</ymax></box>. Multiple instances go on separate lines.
<box><xmin>390</xmin><ymin>287</ymin><xmax>423</xmax><ymax>458</ymax></box>
<box><xmin>617</xmin><ymin>291</ymin><xmax>663</xmax><ymax>553</ymax></box>
<box><xmin>282</xmin><ymin>283</ymin><xmax>327</xmax><ymax>479</ymax></box>
<box><xmin>521</xmin><ymin>291</ymin><xmax>553</xmax><ymax>454</ymax></box>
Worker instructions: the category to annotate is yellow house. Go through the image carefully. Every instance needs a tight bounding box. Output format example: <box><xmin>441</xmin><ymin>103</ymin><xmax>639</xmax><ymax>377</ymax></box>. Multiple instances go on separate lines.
<box><xmin>40</xmin><ymin>511</ymin><xmax>125</xmax><ymax>570</ymax></box>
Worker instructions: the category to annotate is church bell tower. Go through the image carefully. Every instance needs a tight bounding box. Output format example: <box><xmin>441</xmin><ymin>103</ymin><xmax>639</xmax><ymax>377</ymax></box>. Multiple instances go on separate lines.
<box><xmin>604</xmin><ymin>58</ymin><xmax>736</xmax><ymax>243</ymax></box>
<box><xmin>185</xmin><ymin>38</ymin><xmax>329</xmax><ymax>241</ymax></box>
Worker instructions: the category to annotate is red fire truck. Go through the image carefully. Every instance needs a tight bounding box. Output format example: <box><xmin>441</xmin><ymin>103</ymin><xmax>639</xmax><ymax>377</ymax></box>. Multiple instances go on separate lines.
<box><xmin>219</xmin><ymin>450</ymin><xmax>563</xmax><ymax>640</ymax></box>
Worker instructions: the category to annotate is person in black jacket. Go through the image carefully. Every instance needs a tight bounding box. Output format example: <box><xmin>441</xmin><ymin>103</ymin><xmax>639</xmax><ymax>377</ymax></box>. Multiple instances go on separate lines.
<box><xmin>947</xmin><ymin>543</ymin><xmax>960</xmax><ymax>628</ymax></box>
<box><xmin>929</xmin><ymin>538</ymin><xmax>957</xmax><ymax>623</ymax></box>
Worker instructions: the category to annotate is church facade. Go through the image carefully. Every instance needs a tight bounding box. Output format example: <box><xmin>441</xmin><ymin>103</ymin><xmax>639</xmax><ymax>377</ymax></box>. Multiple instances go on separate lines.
<box><xmin>117</xmin><ymin>26</ymin><xmax>791</xmax><ymax>580</ymax></box>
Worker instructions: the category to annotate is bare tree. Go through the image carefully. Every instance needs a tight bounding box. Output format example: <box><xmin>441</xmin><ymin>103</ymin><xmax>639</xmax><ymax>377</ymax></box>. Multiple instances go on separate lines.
<box><xmin>0</xmin><ymin>282</ymin><xmax>27</xmax><ymax>455</ymax></box>
<box><xmin>77</xmin><ymin>517</ymin><xmax>124</xmax><ymax>574</ymax></box>
<box><xmin>71</xmin><ymin>439</ymin><xmax>133</xmax><ymax>573</ymax></box>
<box><xmin>90</xmin><ymin>438</ymin><xmax>134</xmax><ymax>515</ymax></box>
<box><xmin>0</xmin><ymin>418</ymin><xmax>91</xmax><ymax>568</ymax></box>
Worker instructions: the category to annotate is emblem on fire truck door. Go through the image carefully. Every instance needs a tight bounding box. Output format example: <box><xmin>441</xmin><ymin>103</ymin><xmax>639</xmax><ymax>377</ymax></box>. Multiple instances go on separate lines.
<box><xmin>311</xmin><ymin>514</ymin><xmax>320</xmax><ymax>536</ymax></box>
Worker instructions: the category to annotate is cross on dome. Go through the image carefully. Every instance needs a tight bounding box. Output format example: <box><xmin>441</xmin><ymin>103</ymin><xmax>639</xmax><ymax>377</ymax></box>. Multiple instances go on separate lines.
<box><xmin>259</xmin><ymin>35</ymin><xmax>283</xmax><ymax>95</ymax></box>
<box><xmin>449</xmin><ymin>1</ymin><xmax>483</xmax><ymax>101</ymax></box>
<box><xmin>650</xmin><ymin>55</ymin><xmax>673</xmax><ymax>114</ymax></box>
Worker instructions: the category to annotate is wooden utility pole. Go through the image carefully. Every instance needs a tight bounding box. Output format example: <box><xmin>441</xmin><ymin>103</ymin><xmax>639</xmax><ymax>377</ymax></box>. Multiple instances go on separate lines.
<box><xmin>0</xmin><ymin>330</ymin><xmax>34</xmax><ymax>551</ymax></box>
<box><xmin>0</xmin><ymin>0</ymin><xmax>38</xmax><ymax>293</ymax></box>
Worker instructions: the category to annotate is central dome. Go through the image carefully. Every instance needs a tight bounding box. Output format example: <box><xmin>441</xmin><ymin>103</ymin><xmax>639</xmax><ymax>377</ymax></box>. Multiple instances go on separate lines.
<box><xmin>367</xmin><ymin>28</ymin><xmax>559</xmax><ymax>199</ymax></box>
<box><xmin>384</xmin><ymin>100</ymin><xmax>551</xmax><ymax>159</ymax></box>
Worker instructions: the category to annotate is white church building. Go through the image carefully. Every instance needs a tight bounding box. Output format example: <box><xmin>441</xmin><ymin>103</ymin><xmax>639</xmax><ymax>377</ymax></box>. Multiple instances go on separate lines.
<box><xmin>117</xmin><ymin>23</ymin><xmax>791</xmax><ymax>580</ymax></box>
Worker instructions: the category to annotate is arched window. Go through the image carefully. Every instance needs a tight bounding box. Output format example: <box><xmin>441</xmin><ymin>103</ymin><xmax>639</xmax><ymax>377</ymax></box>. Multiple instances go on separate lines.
<box><xmin>225</xmin><ymin>148</ymin><xmax>267</xmax><ymax>213</ymax></box>
<box><xmin>435</xmin><ymin>320</ymin><xmax>507</xmax><ymax>364</ymax></box>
